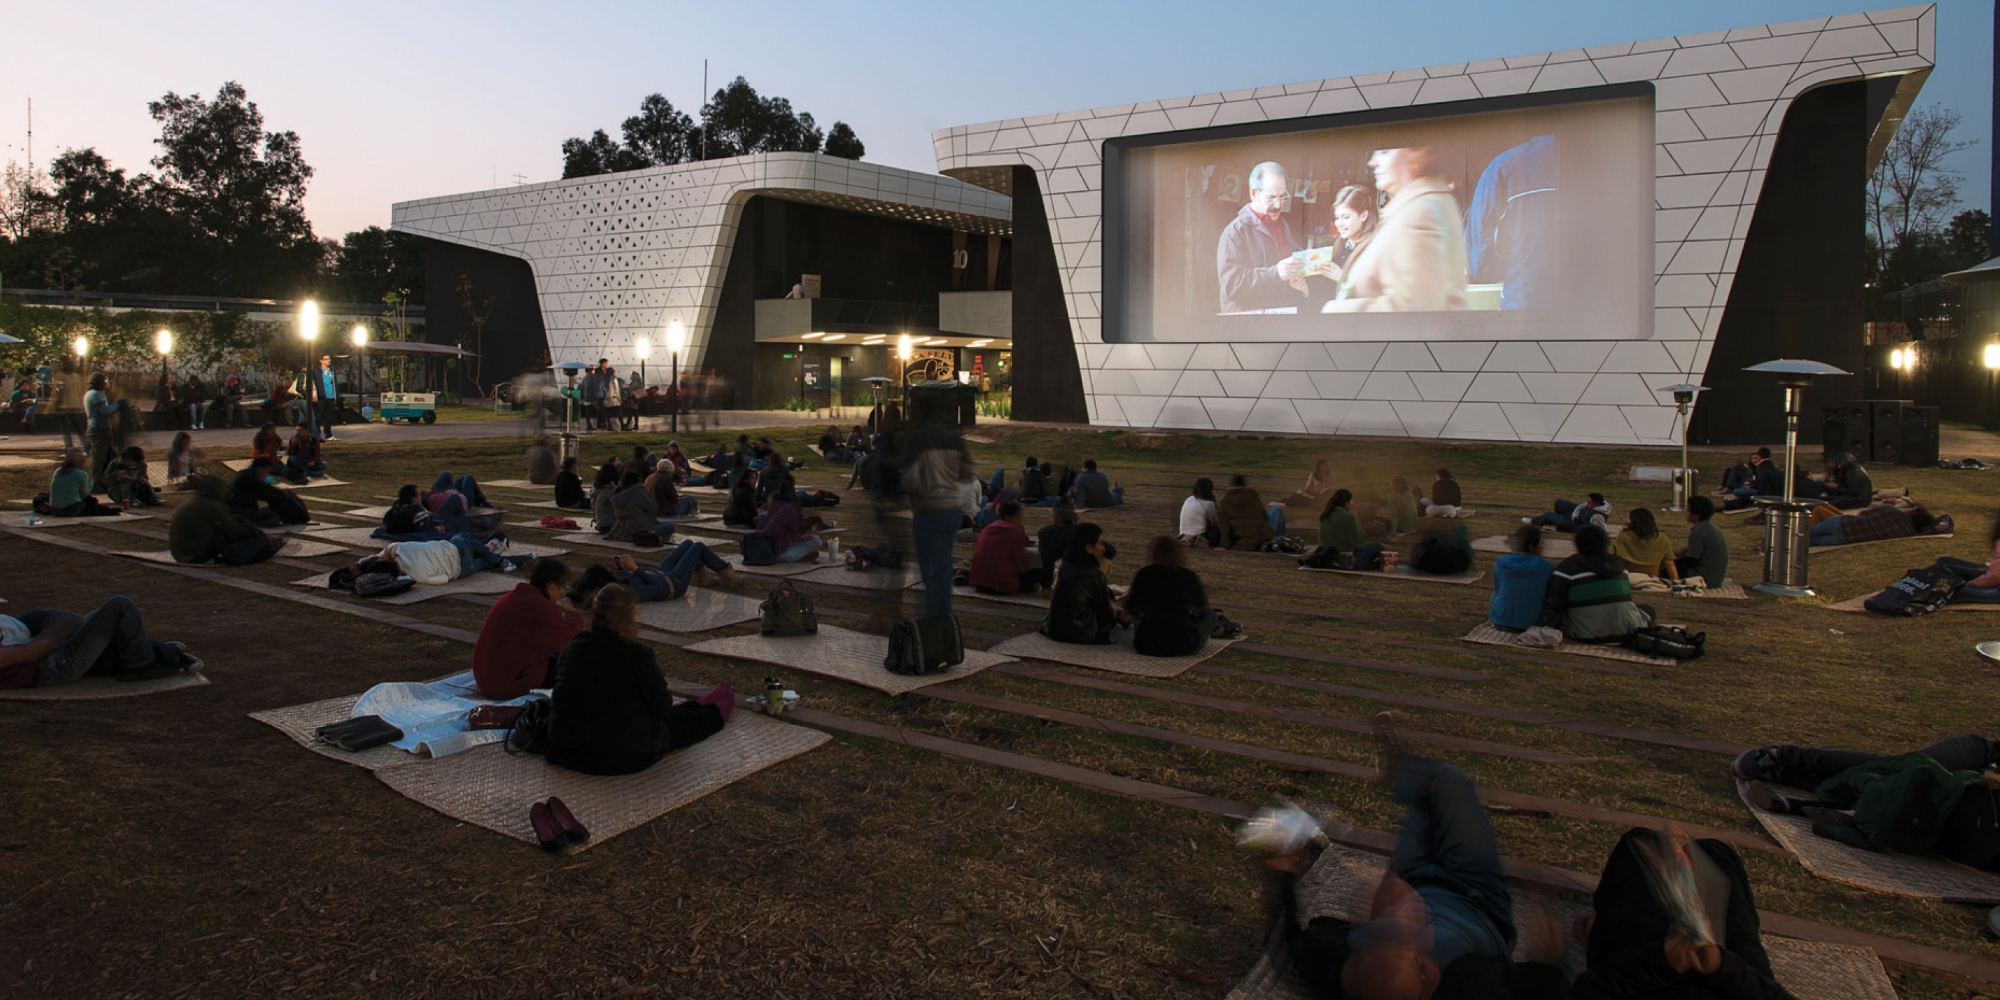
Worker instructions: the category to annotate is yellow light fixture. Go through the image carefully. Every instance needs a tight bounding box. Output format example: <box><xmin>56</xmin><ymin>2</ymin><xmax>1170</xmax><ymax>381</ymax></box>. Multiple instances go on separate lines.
<box><xmin>823</xmin><ymin>334</ymin><xmax>847</xmax><ymax>342</ymax></box>
<box><xmin>635</xmin><ymin>335</ymin><xmax>650</xmax><ymax>359</ymax></box>
<box><xmin>73</xmin><ymin>335</ymin><xmax>89</xmax><ymax>358</ymax></box>
<box><xmin>154</xmin><ymin>328</ymin><xmax>173</xmax><ymax>355</ymax></box>
<box><xmin>666</xmin><ymin>319</ymin><xmax>685</xmax><ymax>355</ymax></box>
<box><xmin>351</xmin><ymin>324</ymin><xmax>369</xmax><ymax>347</ymax></box>
<box><xmin>299</xmin><ymin>300</ymin><xmax>320</xmax><ymax>342</ymax></box>
<box><xmin>897</xmin><ymin>334</ymin><xmax>913</xmax><ymax>361</ymax></box>
<box><xmin>1986</xmin><ymin>344</ymin><xmax>2000</xmax><ymax>370</ymax></box>
<box><xmin>800</xmin><ymin>332</ymin><xmax>825</xmax><ymax>339</ymax></box>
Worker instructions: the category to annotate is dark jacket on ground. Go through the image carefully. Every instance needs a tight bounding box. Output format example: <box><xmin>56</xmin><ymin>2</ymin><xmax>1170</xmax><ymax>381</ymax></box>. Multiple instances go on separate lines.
<box><xmin>1810</xmin><ymin>752</ymin><xmax>1997</xmax><ymax>865</ymax></box>
<box><xmin>169</xmin><ymin>476</ymin><xmax>262</xmax><ymax>563</ymax></box>
<box><xmin>1124</xmin><ymin>564</ymin><xmax>1208</xmax><ymax>656</ymax></box>
<box><xmin>553</xmin><ymin>470</ymin><xmax>588</xmax><ymax>508</ymax></box>
<box><xmin>1043</xmin><ymin>552</ymin><xmax>1116</xmax><ymax>644</ymax></box>
<box><xmin>546</xmin><ymin>625</ymin><xmax>722</xmax><ymax>776</ymax></box>
<box><xmin>1218</xmin><ymin>486</ymin><xmax>1274</xmax><ymax>550</ymax></box>
<box><xmin>1540</xmin><ymin>551</ymin><xmax>1650</xmax><ymax>642</ymax></box>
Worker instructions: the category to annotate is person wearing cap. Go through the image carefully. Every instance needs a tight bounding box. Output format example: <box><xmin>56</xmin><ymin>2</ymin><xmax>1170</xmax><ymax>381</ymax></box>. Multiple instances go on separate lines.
<box><xmin>1524</xmin><ymin>492</ymin><xmax>1612</xmax><ymax>533</ymax></box>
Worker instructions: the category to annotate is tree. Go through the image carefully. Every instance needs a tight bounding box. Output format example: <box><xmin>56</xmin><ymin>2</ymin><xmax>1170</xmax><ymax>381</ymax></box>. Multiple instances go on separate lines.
<box><xmin>699</xmin><ymin>77</ymin><xmax>823</xmax><ymax>159</ymax></box>
<box><xmin>561</xmin><ymin>129</ymin><xmax>646</xmax><ymax>179</ymax></box>
<box><xmin>823</xmin><ymin>122</ymin><xmax>865</xmax><ymax>160</ymax></box>
<box><xmin>332</xmin><ymin>225</ymin><xmax>427</xmax><ymax>306</ymax></box>
<box><xmin>0</xmin><ymin>160</ymin><xmax>53</xmax><ymax>239</ymax></box>
<box><xmin>1944</xmin><ymin>208</ymin><xmax>1991</xmax><ymax>266</ymax></box>
<box><xmin>622</xmin><ymin>94</ymin><xmax>696</xmax><ymax>167</ymax></box>
<box><xmin>147</xmin><ymin>81</ymin><xmax>323</xmax><ymax>296</ymax></box>
<box><xmin>1869</xmin><ymin>104</ymin><xmax>1976</xmax><ymax>253</ymax></box>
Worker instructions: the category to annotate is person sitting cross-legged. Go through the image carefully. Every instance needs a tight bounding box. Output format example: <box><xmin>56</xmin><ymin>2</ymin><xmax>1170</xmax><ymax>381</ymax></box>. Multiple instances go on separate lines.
<box><xmin>1674</xmin><ymin>496</ymin><xmax>1729</xmax><ymax>588</ymax></box>
<box><xmin>169</xmin><ymin>473</ymin><xmax>283</xmax><ymax>565</ymax></box>
<box><xmin>1124</xmin><ymin>535</ymin><xmax>1242</xmax><ymax>657</ymax></box>
<box><xmin>1611</xmin><ymin>508</ymin><xmax>1678</xmax><ymax>581</ymax></box>
<box><xmin>1218</xmin><ymin>475</ymin><xmax>1279</xmax><ymax>551</ymax></box>
<box><xmin>1042</xmin><ymin>522</ymin><xmax>1127</xmax><ymax>644</ymax></box>
<box><xmin>1487</xmin><ymin>524</ymin><xmax>1553</xmax><ymax>632</ymax></box>
<box><xmin>284</xmin><ymin>424</ymin><xmax>327</xmax><ymax>482</ymax></box>
<box><xmin>0</xmin><ymin>597</ymin><xmax>202</xmax><ymax>689</ymax></box>
<box><xmin>756</xmin><ymin>488</ymin><xmax>822</xmax><ymax>563</ymax></box>
<box><xmin>553</xmin><ymin>456</ymin><xmax>590</xmax><ymax>510</ymax></box>
<box><xmin>1179</xmin><ymin>478</ymin><xmax>1222</xmax><ymax>548</ymax></box>
<box><xmin>1539</xmin><ymin>524</ymin><xmax>1653</xmax><ymax>643</ymax></box>
<box><xmin>607</xmin><ymin>470</ymin><xmax>676</xmax><ymax>544</ymax></box>
<box><xmin>1311</xmin><ymin>488</ymin><xmax>1386</xmax><ymax>570</ymax></box>
<box><xmin>105</xmin><ymin>446</ymin><xmax>163</xmax><ymax>507</ymax></box>
<box><xmin>1068</xmin><ymin>459</ymin><xmax>1123</xmax><ymax>508</ymax></box>
<box><xmin>471</xmin><ymin>558</ymin><xmax>584</xmax><ymax>700</ymax></box>
<box><xmin>227</xmin><ymin>457</ymin><xmax>310</xmax><ymax>526</ymax></box>
<box><xmin>1818</xmin><ymin>452</ymin><xmax>1874</xmax><ymax>510</ymax></box>
<box><xmin>43</xmin><ymin>447</ymin><xmax>120</xmax><ymax>517</ymax></box>
<box><xmin>969</xmin><ymin>500</ymin><xmax>1038</xmax><ymax>596</ymax></box>
<box><xmin>544</xmin><ymin>584</ymin><xmax>734</xmax><ymax>777</ymax></box>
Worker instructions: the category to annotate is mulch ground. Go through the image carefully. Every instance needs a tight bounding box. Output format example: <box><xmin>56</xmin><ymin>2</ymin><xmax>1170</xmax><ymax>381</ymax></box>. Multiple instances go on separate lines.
<box><xmin>4</xmin><ymin>422</ymin><xmax>2000</xmax><ymax>999</ymax></box>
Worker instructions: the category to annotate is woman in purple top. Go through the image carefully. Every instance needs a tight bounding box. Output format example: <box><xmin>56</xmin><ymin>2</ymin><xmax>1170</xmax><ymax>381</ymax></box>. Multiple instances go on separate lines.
<box><xmin>757</xmin><ymin>492</ymin><xmax>823</xmax><ymax>562</ymax></box>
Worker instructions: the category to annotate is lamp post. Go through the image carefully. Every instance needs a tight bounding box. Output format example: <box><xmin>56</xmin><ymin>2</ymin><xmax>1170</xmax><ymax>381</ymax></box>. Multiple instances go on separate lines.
<box><xmin>298</xmin><ymin>300</ymin><xmax>319</xmax><ymax>429</ymax></box>
<box><xmin>634</xmin><ymin>335</ymin><xmax>650</xmax><ymax>427</ymax></box>
<box><xmin>1743</xmin><ymin>359</ymin><xmax>1852</xmax><ymax>598</ymax></box>
<box><xmin>154</xmin><ymin>327</ymin><xmax>173</xmax><ymax>383</ymax></box>
<box><xmin>897</xmin><ymin>333</ymin><xmax>913</xmax><ymax>400</ymax></box>
<box><xmin>1657</xmin><ymin>382</ymin><xmax>1707</xmax><ymax>511</ymax></box>
<box><xmin>666</xmin><ymin>319</ymin><xmax>685</xmax><ymax>435</ymax></box>
<box><xmin>351</xmin><ymin>324</ymin><xmax>368</xmax><ymax>420</ymax></box>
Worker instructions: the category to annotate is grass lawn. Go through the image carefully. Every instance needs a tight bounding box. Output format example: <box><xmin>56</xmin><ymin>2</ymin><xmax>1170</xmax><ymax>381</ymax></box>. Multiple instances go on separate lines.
<box><xmin>2</xmin><ymin>422</ymin><xmax>1997</xmax><ymax>998</ymax></box>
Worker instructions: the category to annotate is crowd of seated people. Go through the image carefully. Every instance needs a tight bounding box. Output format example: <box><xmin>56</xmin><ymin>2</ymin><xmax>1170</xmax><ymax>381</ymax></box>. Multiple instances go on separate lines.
<box><xmin>168</xmin><ymin>474</ymin><xmax>282</xmax><ymax>565</ymax></box>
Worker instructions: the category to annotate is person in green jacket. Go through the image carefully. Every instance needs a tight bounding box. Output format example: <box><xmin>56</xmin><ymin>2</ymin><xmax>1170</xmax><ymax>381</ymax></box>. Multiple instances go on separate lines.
<box><xmin>1313</xmin><ymin>489</ymin><xmax>1387</xmax><ymax>570</ymax></box>
<box><xmin>1738</xmin><ymin>734</ymin><xmax>2000</xmax><ymax>869</ymax></box>
<box><xmin>169</xmin><ymin>474</ymin><xmax>282</xmax><ymax>565</ymax></box>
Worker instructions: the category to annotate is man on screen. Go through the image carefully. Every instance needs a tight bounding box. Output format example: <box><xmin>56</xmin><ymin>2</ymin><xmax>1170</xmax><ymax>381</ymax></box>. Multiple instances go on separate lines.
<box><xmin>1325</xmin><ymin>146</ymin><xmax>1469</xmax><ymax>313</ymax></box>
<box><xmin>1216</xmin><ymin>161</ymin><xmax>1307</xmax><ymax>313</ymax></box>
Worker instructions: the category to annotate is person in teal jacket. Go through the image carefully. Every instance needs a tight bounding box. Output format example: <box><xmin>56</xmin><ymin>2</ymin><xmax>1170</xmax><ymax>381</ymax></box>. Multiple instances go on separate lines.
<box><xmin>1488</xmin><ymin>525</ymin><xmax>1553</xmax><ymax>631</ymax></box>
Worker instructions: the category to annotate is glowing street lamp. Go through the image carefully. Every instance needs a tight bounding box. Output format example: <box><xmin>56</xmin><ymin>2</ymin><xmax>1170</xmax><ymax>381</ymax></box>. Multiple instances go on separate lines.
<box><xmin>73</xmin><ymin>335</ymin><xmax>89</xmax><ymax>359</ymax></box>
<box><xmin>897</xmin><ymin>333</ymin><xmax>914</xmax><ymax>398</ymax></box>
<box><xmin>666</xmin><ymin>319</ymin><xmax>685</xmax><ymax>434</ymax></box>
<box><xmin>154</xmin><ymin>327</ymin><xmax>174</xmax><ymax>381</ymax></box>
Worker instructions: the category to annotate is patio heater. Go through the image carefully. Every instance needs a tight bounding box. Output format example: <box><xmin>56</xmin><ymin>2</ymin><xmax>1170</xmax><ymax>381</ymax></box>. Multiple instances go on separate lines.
<box><xmin>666</xmin><ymin>319</ymin><xmax>685</xmax><ymax>435</ymax></box>
<box><xmin>1657</xmin><ymin>382</ymin><xmax>1707</xmax><ymax>511</ymax></box>
<box><xmin>552</xmin><ymin>361</ymin><xmax>592</xmax><ymax>467</ymax></box>
<box><xmin>1743</xmin><ymin>359</ymin><xmax>1851</xmax><ymax>598</ymax></box>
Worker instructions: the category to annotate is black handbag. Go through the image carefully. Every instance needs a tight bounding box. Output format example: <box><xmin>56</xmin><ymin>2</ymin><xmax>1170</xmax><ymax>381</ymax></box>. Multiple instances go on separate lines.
<box><xmin>885</xmin><ymin>615</ymin><xmax>964</xmax><ymax>676</ymax></box>
<box><xmin>1628</xmin><ymin>625</ymin><xmax>1705</xmax><ymax>660</ymax></box>
<box><xmin>760</xmin><ymin>582</ymin><xmax>818</xmax><ymax>636</ymax></box>
<box><xmin>313</xmin><ymin>715</ymin><xmax>403</xmax><ymax>752</ymax></box>
<box><xmin>503</xmin><ymin>697</ymin><xmax>553</xmax><ymax>755</ymax></box>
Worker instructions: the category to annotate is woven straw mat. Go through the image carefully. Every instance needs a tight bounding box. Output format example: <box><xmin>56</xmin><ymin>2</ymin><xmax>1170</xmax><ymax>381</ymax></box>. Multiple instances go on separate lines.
<box><xmin>288</xmin><ymin>570</ymin><xmax>524</xmax><ymax>605</ymax></box>
<box><xmin>250</xmin><ymin>694</ymin><xmax>416</xmax><ymax>772</ymax></box>
<box><xmin>987</xmin><ymin>628</ymin><xmax>1240</xmax><ymax>679</ymax></box>
<box><xmin>683</xmin><ymin>624</ymin><xmax>1013</xmax><ymax>695</ymax></box>
<box><xmin>118</xmin><ymin>540</ymin><xmax>348</xmax><ymax>563</ymax></box>
<box><xmin>1810</xmin><ymin>532</ymin><xmax>1953</xmax><ymax>556</ymax></box>
<box><xmin>0</xmin><ymin>670</ymin><xmax>208</xmax><ymax>702</ymax></box>
<box><xmin>372</xmin><ymin>711</ymin><xmax>828</xmax><ymax>850</ymax></box>
<box><xmin>0</xmin><ymin>510</ymin><xmax>146</xmax><ymax>527</ymax></box>
<box><xmin>634</xmin><ymin>589</ymin><xmax>763</xmax><ymax>633</ymax></box>
<box><xmin>1297</xmin><ymin>564</ymin><xmax>1485</xmax><ymax>586</ymax></box>
<box><xmin>1737</xmin><ymin>782</ymin><xmax>2000</xmax><ymax>902</ymax></box>
<box><xmin>1823</xmin><ymin>593</ymin><xmax>2000</xmax><ymax>613</ymax></box>
<box><xmin>800</xmin><ymin>564</ymin><xmax>922</xmax><ymax>591</ymax></box>
<box><xmin>1462</xmin><ymin>621</ymin><xmax>1682</xmax><ymax>667</ymax></box>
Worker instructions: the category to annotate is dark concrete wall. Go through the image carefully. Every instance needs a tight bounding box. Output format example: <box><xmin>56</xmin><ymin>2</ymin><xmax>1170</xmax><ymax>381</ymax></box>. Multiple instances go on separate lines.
<box><xmin>1009</xmin><ymin>166</ymin><xmax>1089</xmax><ymax>423</ymax></box>
<box><xmin>420</xmin><ymin>241</ymin><xmax>550</xmax><ymax>396</ymax></box>
<box><xmin>1689</xmin><ymin>80</ymin><xmax>1886</xmax><ymax>445</ymax></box>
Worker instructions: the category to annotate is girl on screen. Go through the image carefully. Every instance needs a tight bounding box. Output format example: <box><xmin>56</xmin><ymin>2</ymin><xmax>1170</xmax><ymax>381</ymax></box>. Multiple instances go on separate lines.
<box><xmin>1328</xmin><ymin>184</ymin><xmax>1378</xmax><ymax>273</ymax></box>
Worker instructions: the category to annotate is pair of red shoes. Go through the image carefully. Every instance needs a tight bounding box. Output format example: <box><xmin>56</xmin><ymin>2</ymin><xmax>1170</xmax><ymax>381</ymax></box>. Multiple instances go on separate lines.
<box><xmin>529</xmin><ymin>797</ymin><xmax>588</xmax><ymax>852</ymax></box>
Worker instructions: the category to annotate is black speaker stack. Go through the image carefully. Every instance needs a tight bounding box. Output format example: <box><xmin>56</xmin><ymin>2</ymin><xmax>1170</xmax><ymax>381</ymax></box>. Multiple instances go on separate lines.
<box><xmin>1819</xmin><ymin>398</ymin><xmax>1939</xmax><ymax>467</ymax></box>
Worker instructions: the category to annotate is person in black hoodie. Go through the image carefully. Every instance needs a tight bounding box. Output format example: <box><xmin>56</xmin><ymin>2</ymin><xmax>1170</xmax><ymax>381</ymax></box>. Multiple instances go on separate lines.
<box><xmin>723</xmin><ymin>469</ymin><xmax>761</xmax><ymax>527</ymax></box>
<box><xmin>226</xmin><ymin>457</ymin><xmax>309</xmax><ymax>526</ymax></box>
<box><xmin>1123</xmin><ymin>535</ymin><xmax>1242</xmax><ymax>656</ymax></box>
<box><xmin>1042</xmin><ymin>522</ymin><xmax>1126</xmax><ymax>644</ymax></box>
<box><xmin>553</xmin><ymin>456</ymin><xmax>589</xmax><ymax>510</ymax></box>
<box><xmin>544</xmin><ymin>584</ymin><xmax>734</xmax><ymax>776</ymax></box>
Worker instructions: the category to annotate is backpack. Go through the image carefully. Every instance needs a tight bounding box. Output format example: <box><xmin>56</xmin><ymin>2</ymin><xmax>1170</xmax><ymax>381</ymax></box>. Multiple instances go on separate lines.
<box><xmin>1628</xmin><ymin>625</ymin><xmax>1706</xmax><ymax>660</ymax></box>
<box><xmin>1863</xmin><ymin>563</ymin><xmax>1962</xmax><ymax>616</ymax></box>
<box><xmin>760</xmin><ymin>582</ymin><xmax>818</xmax><ymax>636</ymax></box>
<box><xmin>1299</xmin><ymin>546</ymin><xmax>1352</xmax><ymax>570</ymax></box>
<box><xmin>885</xmin><ymin>615</ymin><xmax>964</xmax><ymax>676</ymax></box>
<box><xmin>354</xmin><ymin>572</ymin><xmax>416</xmax><ymax>598</ymax></box>
<box><xmin>812</xmin><ymin>489</ymin><xmax>841</xmax><ymax>508</ymax></box>
<box><xmin>740</xmin><ymin>531</ymin><xmax>778</xmax><ymax>566</ymax></box>
<box><xmin>502</xmin><ymin>697</ymin><xmax>553</xmax><ymax>755</ymax></box>
<box><xmin>384</xmin><ymin>503</ymin><xmax>431</xmax><ymax>535</ymax></box>
<box><xmin>632</xmin><ymin>529</ymin><xmax>664</xmax><ymax>548</ymax></box>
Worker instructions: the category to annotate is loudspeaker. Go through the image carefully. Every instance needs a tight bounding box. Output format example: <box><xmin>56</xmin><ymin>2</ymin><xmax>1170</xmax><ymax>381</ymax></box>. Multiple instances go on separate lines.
<box><xmin>1842</xmin><ymin>401</ymin><xmax>1872</xmax><ymax>428</ymax></box>
<box><xmin>1870</xmin><ymin>434</ymin><xmax>1902</xmax><ymax>465</ymax></box>
<box><xmin>1901</xmin><ymin>405</ymin><xmax>1940</xmax><ymax>467</ymax></box>
<box><xmin>1870</xmin><ymin>400</ymin><xmax>1907</xmax><ymax>432</ymax></box>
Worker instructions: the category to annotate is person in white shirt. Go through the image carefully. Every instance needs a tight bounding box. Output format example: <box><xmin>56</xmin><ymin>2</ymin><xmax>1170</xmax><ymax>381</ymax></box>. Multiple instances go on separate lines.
<box><xmin>1179</xmin><ymin>477</ymin><xmax>1221</xmax><ymax>547</ymax></box>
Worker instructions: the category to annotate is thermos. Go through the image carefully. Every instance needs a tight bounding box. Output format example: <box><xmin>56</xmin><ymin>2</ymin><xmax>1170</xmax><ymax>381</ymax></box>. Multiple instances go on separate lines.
<box><xmin>764</xmin><ymin>676</ymin><xmax>784</xmax><ymax>715</ymax></box>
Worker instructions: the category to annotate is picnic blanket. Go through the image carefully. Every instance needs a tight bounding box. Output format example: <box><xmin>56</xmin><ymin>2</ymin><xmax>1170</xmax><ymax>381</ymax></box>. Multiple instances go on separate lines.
<box><xmin>1461</xmin><ymin>621</ymin><xmax>1681</xmax><ymax>667</ymax></box>
<box><xmin>682</xmin><ymin>624</ymin><xmax>1013</xmax><ymax>695</ymax></box>
<box><xmin>116</xmin><ymin>539</ymin><xmax>349</xmax><ymax>563</ymax></box>
<box><xmin>633</xmin><ymin>589</ymin><xmax>764</xmax><ymax>633</ymax></box>
<box><xmin>1737</xmin><ymin>782</ymin><xmax>2000</xmax><ymax>903</ymax></box>
<box><xmin>348</xmin><ymin>671</ymin><xmax>546</xmax><ymax>758</ymax></box>
<box><xmin>289</xmin><ymin>569</ymin><xmax>529</xmax><ymax>604</ymax></box>
<box><xmin>1297</xmin><ymin>563</ymin><xmax>1484</xmax><ymax>586</ymax></box>
<box><xmin>986</xmin><ymin>629</ymin><xmax>1240</xmax><ymax>679</ymax></box>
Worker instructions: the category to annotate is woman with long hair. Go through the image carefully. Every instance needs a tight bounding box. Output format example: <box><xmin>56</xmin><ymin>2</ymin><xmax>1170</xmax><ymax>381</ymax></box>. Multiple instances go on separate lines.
<box><xmin>166</xmin><ymin>430</ymin><xmax>202</xmax><ymax>489</ymax></box>
<box><xmin>1612</xmin><ymin>507</ymin><xmax>1678</xmax><ymax>580</ymax></box>
<box><xmin>1124</xmin><ymin>535</ymin><xmax>1241</xmax><ymax>656</ymax></box>
<box><xmin>1043</xmin><ymin>523</ymin><xmax>1125</xmax><ymax>644</ymax></box>
<box><xmin>544</xmin><ymin>584</ymin><xmax>735</xmax><ymax>783</ymax></box>
<box><xmin>1328</xmin><ymin>184</ymin><xmax>1378</xmax><ymax>273</ymax></box>
<box><xmin>1179</xmin><ymin>477</ymin><xmax>1221</xmax><ymax>547</ymax></box>
<box><xmin>250</xmin><ymin>422</ymin><xmax>284</xmax><ymax>462</ymax></box>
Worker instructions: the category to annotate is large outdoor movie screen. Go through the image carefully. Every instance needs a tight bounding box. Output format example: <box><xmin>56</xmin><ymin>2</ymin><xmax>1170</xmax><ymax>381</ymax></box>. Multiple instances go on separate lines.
<box><xmin>1114</xmin><ymin>94</ymin><xmax>1654</xmax><ymax>342</ymax></box>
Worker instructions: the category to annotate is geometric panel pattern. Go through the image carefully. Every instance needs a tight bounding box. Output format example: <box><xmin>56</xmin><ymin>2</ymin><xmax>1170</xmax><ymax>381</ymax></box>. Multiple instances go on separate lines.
<box><xmin>391</xmin><ymin>152</ymin><xmax>1013</xmax><ymax>373</ymax></box>
<box><xmin>933</xmin><ymin>6</ymin><xmax>1935</xmax><ymax>444</ymax></box>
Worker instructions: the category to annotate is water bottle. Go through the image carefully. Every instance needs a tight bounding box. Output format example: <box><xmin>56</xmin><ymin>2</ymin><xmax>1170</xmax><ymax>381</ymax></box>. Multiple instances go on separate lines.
<box><xmin>764</xmin><ymin>676</ymin><xmax>785</xmax><ymax>715</ymax></box>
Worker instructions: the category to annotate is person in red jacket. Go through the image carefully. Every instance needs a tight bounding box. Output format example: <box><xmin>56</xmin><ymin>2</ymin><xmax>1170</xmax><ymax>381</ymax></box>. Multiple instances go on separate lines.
<box><xmin>472</xmin><ymin>559</ymin><xmax>584</xmax><ymax>699</ymax></box>
<box><xmin>968</xmin><ymin>500</ymin><xmax>1038</xmax><ymax>595</ymax></box>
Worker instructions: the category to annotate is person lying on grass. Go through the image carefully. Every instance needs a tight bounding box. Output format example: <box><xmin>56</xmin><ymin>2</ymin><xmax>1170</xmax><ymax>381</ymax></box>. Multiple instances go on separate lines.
<box><xmin>1736</xmin><ymin>734</ymin><xmax>2000</xmax><ymax>872</ymax></box>
<box><xmin>380</xmin><ymin>533</ymin><xmax>531</xmax><ymax>585</ymax></box>
<box><xmin>566</xmin><ymin>543</ymin><xmax>738</xmax><ymax>606</ymax></box>
<box><xmin>1806</xmin><ymin>501</ymin><xmax>1940</xmax><ymax>548</ymax></box>
<box><xmin>0</xmin><ymin>597</ymin><xmax>202</xmax><ymax>688</ymax></box>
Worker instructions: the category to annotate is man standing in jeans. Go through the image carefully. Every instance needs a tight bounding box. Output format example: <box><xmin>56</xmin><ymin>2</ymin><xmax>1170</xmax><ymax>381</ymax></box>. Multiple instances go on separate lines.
<box><xmin>0</xmin><ymin>597</ymin><xmax>201</xmax><ymax>688</ymax></box>
<box><xmin>900</xmin><ymin>401</ymin><xmax>975</xmax><ymax>620</ymax></box>
<box><xmin>310</xmin><ymin>353</ymin><xmax>339</xmax><ymax>441</ymax></box>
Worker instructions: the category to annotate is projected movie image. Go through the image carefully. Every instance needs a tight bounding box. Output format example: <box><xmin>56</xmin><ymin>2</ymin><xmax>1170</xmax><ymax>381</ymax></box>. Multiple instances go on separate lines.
<box><xmin>1117</xmin><ymin>95</ymin><xmax>1653</xmax><ymax>342</ymax></box>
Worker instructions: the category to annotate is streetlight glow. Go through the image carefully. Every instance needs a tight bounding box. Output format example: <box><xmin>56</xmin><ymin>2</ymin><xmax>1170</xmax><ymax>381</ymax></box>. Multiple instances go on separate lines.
<box><xmin>897</xmin><ymin>334</ymin><xmax>913</xmax><ymax>361</ymax></box>
<box><xmin>635</xmin><ymin>336</ymin><xmax>650</xmax><ymax>360</ymax></box>
<box><xmin>73</xmin><ymin>335</ymin><xmax>89</xmax><ymax>358</ymax></box>
<box><xmin>299</xmin><ymin>300</ymin><xmax>320</xmax><ymax>342</ymax></box>
<box><xmin>666</xmin><ymin>319</ymin><xmax>685</xmax><ymax>356</ymax></box>
<box><xmin>1986</xmin><ymin>344</ymin><xmax>2000</xmax><ymax>370</ymax></box>
<box><xmin>155</xmin><ymin>328</ymin><xmax>173</xmax><ymax>355</ymax></box>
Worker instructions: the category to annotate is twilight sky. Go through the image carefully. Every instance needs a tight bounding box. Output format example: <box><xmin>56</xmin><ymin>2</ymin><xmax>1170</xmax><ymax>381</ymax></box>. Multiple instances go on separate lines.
<box><xmin>1</xmin><ymin>0</ymin><xmax>1989</xmax><ymax>239</ymax></box>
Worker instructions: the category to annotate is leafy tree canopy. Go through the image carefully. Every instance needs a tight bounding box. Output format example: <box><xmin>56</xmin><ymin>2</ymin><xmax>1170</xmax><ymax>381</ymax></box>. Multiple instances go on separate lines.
<box><xmin>558</xmin><ymin>78</ymin><xmax>864</xmax><ymax>179</ymax></box>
